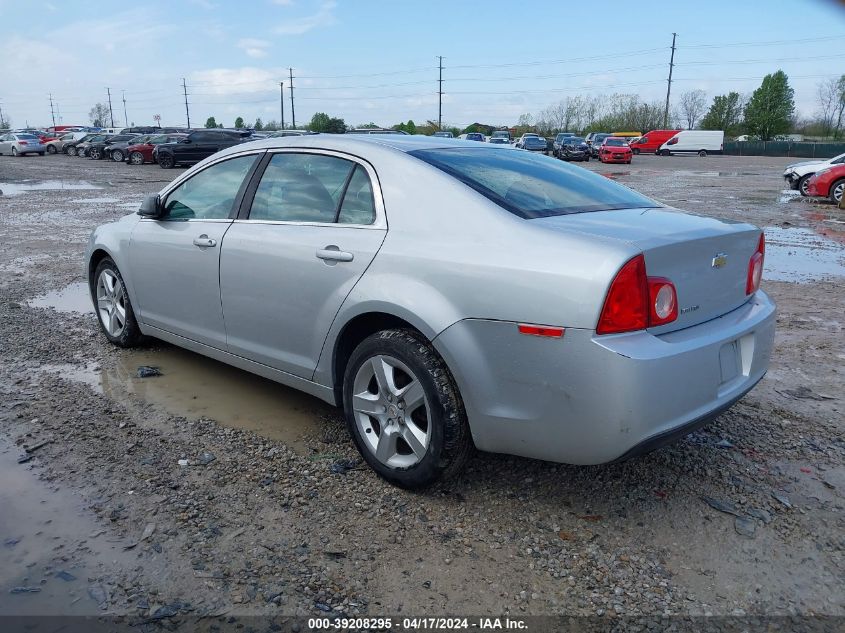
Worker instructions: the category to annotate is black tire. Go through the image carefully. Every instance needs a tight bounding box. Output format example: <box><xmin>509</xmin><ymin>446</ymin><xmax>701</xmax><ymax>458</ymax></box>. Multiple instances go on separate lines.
<box><xmin>632</xmin><ymin>148</ymin><xmax>640</xmax><ymax>155</ymax></box>
<box><xmin>626</xmin><ymin>160</ymin><xmax>631</xmax><ymax>164</ymax></box>
<box><xmin>11</xmin><ymin>147</ymin><xmax>19</xmax><ymax>157</ymax></box>
<box><xmin>91</xmin><ymin>258</ymin><xmax>142</xmax><ymax>348</ymax></box>
<box><xmin>584</xmin><ymin>155</ymin><xmax>590</xmax><ymax>162</ymax></box>
<box><xmin>38</xmin><ymin>152</ymin><xmax>45</xmax><ymax>156</ymax></box>
<box><xmin>47</xmin><ymin>145</ymin><xmax>57</xmax><ymax>154</ymax></box>
<box><xmin>66</xmin><ymin>146</ymin><xmax>77</xmax><ymax>156</ymax></box>
<box><xmin>158</xmin><ymin>153</ymin><xmax>174</xmax><ymax>169</ymax></box>
<box><xmin>660</xmin><ymin>149</ymin><xmax>670</xmax><ymax>156</ymax></box>
<box><xmin>343</xmin><ymin>329</ymin><xmax>472</xmax><ymax>489</ymax></box>
<box><xmin>111</xmin><ymin>149</ymin><xmax>124</xmax><ymax>162</ymax></box>
<box><xmin>797</xmin><ymin>173</ymin><xmax>813</xmax><ymax>197</ymax></box>
<box><xmin>829</xmin><ymin>178</ymin><xmax>845</xmax><ymax>204</ymax></box>
<box><xmin>129</xmin><ymin>151</ymin><xmax>144</xmax><ymax>165</ymax></box>
<box><xmin>90</xmin><ymin>148</ymin><xmax>102</xmax><ymax>160</ymax></box>
<box><xmin>698</xmin><ymin>150</ymin><xmax>707</xmax><ymax>157</ymax></box>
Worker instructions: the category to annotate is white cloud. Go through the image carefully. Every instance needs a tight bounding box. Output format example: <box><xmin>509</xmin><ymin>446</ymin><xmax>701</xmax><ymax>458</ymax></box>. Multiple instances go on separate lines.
<box><xmin>237</xmin><ymin>38</ymin><xmax>271</xmax><ymax>58</ymax></box>
<box><xmin>274</xmin><ymin>0</ymin><xmax>336</xmax><ymax>35</ymax></box>
<box><xmin>190</xmin><ymin>67</ymin><xmax>286</xmax><ymax>95</ymax></box>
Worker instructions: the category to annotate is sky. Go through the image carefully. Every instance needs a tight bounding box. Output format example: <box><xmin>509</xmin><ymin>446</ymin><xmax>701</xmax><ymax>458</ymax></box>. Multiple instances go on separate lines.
<box><xmin>0</xmin><ymin>0</ymin><xmax>843</xmax><ymax>129</ymax></box>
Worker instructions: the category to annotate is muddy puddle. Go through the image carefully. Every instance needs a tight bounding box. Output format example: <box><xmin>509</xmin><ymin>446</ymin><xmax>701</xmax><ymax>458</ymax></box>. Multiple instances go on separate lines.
<box><xmin>0</xmin><ymin>180</ymin><xmax>102</xmax><ymax>196</ymax></box>
<box><xmin>0</xmin><ymin>437</ymin><xmax>138</xmax><ymax>615</ymax></box>
<box><xmin>28</xmin><ymin>282</ymin><xmax>92</xmax><ymax>314</ymax></box>
<box><xmin>764</xmin><ymin>226</ymin><xmax>845</xmax><ymax>282</ymax></box>
<box><xmin>42</xmin><ymin>346</ymin><xmax>335</xmax><ymax>453</ymax></box>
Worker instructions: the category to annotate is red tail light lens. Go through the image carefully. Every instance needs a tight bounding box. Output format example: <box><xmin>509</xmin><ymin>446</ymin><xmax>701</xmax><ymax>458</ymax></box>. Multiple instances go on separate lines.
<box><xmin>746</xmin><ymin>233</ymin><xmax>765</xmax><ymax>295</ymax></box>
<box><xmin>19</xmin><ymin>141</ymin><xmax>28</xmax><ymax>145</ymax></box>
<box><xmin>597</xmin><ymin>255</ymin><xmax>679</xmax><ymax>334</ymax></box>
<box><xmin>596</xmin><ymin>255</ymin><xmax>649</xmax><ymax>334</ymax></box>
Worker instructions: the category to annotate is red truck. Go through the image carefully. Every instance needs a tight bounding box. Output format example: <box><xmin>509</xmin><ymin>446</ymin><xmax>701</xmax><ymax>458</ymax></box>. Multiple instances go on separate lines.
<box><xmin>628</xmin><ymin>129</ymin><xmax>680</xmax><ymax>155</ymax></box>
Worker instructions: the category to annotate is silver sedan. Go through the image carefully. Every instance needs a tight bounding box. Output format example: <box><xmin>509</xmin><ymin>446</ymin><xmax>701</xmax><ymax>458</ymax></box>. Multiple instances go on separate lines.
<box><xmin>85</xmin><ymin>136</ymin><xmax>775</xmax><ymax>488</ymax></box>
<box><xmin>0</xmin><ymin>133</ymin><xmax>46</xmax><ymax>156</ymax></box>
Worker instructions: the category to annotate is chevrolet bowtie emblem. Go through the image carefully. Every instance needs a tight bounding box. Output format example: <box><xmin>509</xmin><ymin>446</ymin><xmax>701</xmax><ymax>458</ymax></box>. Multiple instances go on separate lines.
<box><xmin>711</xmin><ymin>253</ymin><xmax>728</xmax><ymax>268</ymax></box>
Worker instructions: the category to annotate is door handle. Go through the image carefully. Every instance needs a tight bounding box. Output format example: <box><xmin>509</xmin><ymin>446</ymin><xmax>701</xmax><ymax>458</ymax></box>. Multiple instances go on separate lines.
<box><xmin>193</xmin><ymin>235</ymin><xmax>217</xmax><ymax>248</ymax></box>
<box><xmin>316</xmin><ymin>246</ymin><xmax>354</xmax><ymax>263</ymax></box>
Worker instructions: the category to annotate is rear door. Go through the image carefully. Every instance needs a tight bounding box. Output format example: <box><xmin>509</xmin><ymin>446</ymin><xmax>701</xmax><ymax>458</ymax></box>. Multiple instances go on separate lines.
<box><xmin>220</xmin><ymin>150</ymin><xmax>387</xmax><ymax>378</ymax></box>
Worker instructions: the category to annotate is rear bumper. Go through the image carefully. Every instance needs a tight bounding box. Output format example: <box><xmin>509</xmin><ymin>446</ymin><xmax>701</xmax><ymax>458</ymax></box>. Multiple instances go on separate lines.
<box><xmin>433</xmin><ymin>291</ymin><xmax>776</xmax><ymax>465</ymax></box>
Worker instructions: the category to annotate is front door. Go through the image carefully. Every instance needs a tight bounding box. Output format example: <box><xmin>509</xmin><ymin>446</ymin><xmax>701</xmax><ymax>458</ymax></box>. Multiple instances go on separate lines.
<box><xmin>129</xmin><ymin>153</ymin><xmax>259</xmax><ymax>348</ymax></box>
<box><xmin>220</xmin><ymin>151</ymin><xmax>386</xmax><ymax>378</ymax></box>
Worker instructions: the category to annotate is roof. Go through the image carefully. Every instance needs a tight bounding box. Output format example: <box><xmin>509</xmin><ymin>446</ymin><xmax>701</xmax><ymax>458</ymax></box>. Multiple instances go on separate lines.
<box><xmin>232</xmin><ymin>133</ymin><xmax>481</xmax><ymax>154</ymax></box>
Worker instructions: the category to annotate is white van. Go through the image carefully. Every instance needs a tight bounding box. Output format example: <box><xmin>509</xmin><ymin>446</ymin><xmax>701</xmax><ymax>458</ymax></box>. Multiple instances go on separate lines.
<box><xmin>658</xmin><ymin>130</ymin><xmax>724</xmax><ymax>156</ymax></box>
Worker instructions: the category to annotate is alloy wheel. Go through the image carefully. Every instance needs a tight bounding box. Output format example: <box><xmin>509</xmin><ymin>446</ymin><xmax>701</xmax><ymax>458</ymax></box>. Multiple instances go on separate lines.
<box><xmin>833</xmin><ymin>181</ymin><xmax>844</xmax><ymax>204</ymax></box>
<box><xmin>351</xmin><ymin>354</ymin><xmax>432</xmax><ymax>469</ymax></box>
<box><xmin>96</xmin><ymin>269</ymin><xmax>127</xmax><ymax>337</ymax></box>
<box><xmin>129</xmin><ymin>152</ymin><xmax>144</xmax><ymax>165</ymax></box>
<box><xmin>112</xmin><ymin>149</ymin><xmax>124</xmax><ymax>162</ymax></box>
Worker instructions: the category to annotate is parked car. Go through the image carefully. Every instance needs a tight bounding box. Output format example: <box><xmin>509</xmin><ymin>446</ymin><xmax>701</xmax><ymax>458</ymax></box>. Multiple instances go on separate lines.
<box><xmin>85</xmin><ymin>135</ymin><xmax>775</xmax><ymax>487</ymax></box>
<box><xmin>0</xmin><ymin>132</ymin><xmax>46</xmax><ymax>156</ymax></box>
<box><xmin>155</xmin><ymin>129</ymin><xmax>252</xmax><ymax>168</ymax></box>
<box><xmin>89</xmin><ymin>133</ymin><xmax>141</xmax><ymax>160</ymax></box>
<box><xmin>628</xmin><ymin>130</ymin><xmax>680</xmax><ymax>155</ymax></box>
<box><xmin>805</xmin><ymin>164</ymin><xmax>845</xmax><ymax>204</ymax></box>
<box><xmin>432</xmin><ymin>131</ymin><xmax>454</xmax><ymax>138</ymax></box>
<box><xmin>584</xmin><ymin>132</ymin><xmax>610</xmax><ymax>148</ymax></box>
<box><xmin>552</xmin><ymin>132</ymin><xmax>576</xmax><ymax>152</ymax></box>
<box><xmin>598</xmin><ymin>137</ymin><xmax>633</xmax><ymax>164</ymax></box>
<box><xmin>518</xmin><ymin>135</ymin><xmax>549</xmax><ymax>153</ymax></box>
<box><xmin>458</xmin><ymin>133</ymin><xmax>485</xmax><ymax>142</ymax></box>
<box><xmin>125</xmin><ymin>133</ymin><xmax>188</xmax><ymax>165</ymax></box>
<box><xmin>45</xmin><ymin>131</ymin><xmax>88</xmax><ymax>154</ymax></box>
<box><xmin>556</xmin><ymin>136</ymin><xmax>590</xmax><ymax>161</ymax></box>
<box><xmin>487</xmin><ymin>137</ymin><xmax>513</xmax><ymax>147</ymax></box>
<box><xmin>589</xmin><ymin>134</ymin><xmax>614</xmax><ymax>157</ymax></box>
<box><xmin>783</xmin><ymin>152</ymin><xmax>845</xmax><ymax>196</ymax></box>
<box><xmin>75</xmin><ymin>134</ymin><xmax>114</xmax><ymax>157</ymax></box>
<box><xmin>658</xmin><ymin>130</ymin><xmax>724</xmax><ymax>156</ymax></box>
<box><xmin>490</xmin><ymin>130</ymin><xmax>511</xmax><ymax>141</ymax></box>
<box><xmin>268</xmin><ymin>130</ymin><xmax>316</xmax><ymax>138</ymax></box>
<box><xmin>64</xmin><ymin>133</ymin><xmax>100</xmax><ymax>156</ymax></box>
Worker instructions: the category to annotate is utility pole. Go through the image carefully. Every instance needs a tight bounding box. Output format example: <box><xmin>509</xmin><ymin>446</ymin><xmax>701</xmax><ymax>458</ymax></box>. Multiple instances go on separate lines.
<box><xmin>106</xmin><ymin>87</ymin><xmax>115</xmax><ymax>127</ymax></box>
<box><xmin>182</xmin><ymin>78</ymin><xmax>191</xmax><ymax>129</ymax></box>
<box><xmin>438</xmin><ymin>56</ymin><xmax>444</xmax><ymax>130</ymax></box>
<box><xmin>122</xmin><ymin>90</ymin><xmax>128</xmax><ymax>127</ymax></box>
<box><xmin>48</xmin><ymin>93</ymin><xmax>56</xmax><ymax>128</ymax></box>
<box><xmin>280</xmin><ymin>81</ymin><xmax>285</xmax><ymax>130</ymax></box>
<box><xmin>0</xmin><ymin>102</ymin><xmax>6</xmax><ymax>128</ymax></box>
<box><xmin>663</xmin><ymin>33</ymin><xmax>677</xmax><ymax>129</ymax></box>
<box><xmin>289</xmin><ymin>68</ymin><xmax>296</xmax><ymax>129</ymax></box>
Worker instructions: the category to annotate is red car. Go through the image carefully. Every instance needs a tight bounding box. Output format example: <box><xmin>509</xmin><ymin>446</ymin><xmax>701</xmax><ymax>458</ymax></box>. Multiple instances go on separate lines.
<box><xmin>598</xmin><ymin>137</ymin><xmax>633</xmax><ymax>164</ymax></box>
<box><xmin>806</xmin><ymin>164</ymin><xmax>845</xmax><ymax>204</ymax></box>
<box><xmin>125</xmin><ymin>132</ymin><xmax>187</xmax><ymax>165</ymax></box>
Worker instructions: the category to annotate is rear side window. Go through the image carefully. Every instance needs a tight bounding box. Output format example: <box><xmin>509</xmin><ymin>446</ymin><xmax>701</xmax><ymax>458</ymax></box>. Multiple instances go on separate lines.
<box><xmin>338</xmin><ymin>166</ymin><xmax>376</xmax><ymax>224</ymax></box>
<box><xmin>410</xmin><ymin>148</ymin><xmax>659</xmax><ymax>218</ymax></box>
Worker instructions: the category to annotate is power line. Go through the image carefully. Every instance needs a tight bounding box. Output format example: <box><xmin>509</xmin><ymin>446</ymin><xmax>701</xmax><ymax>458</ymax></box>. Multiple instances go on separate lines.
<box><xmin>122</xmin><ymin>90</ymin><xmax>128</xmax><ymax>127</ymax></box>
<box><xmin>664</xmin><ymin>32</ymin><xmax>677</xmax><ymax>129</ymax></box>
<box><xmin>678</xmin><ymin>34</ymin><xmax>841</xmax><ymax>49</ymax></box>
<box><xmin>438</xmin><ymin>55</ymin><xmax>443</xmax><ymax>130</ymax></box>
<box><xmin>289</xmin><ymin>68</ymin><xmax>296</xmax><ymax>129</ymax></box>
<box><xmin>280</xmin><ymin>81</ymin><xmax>285</xmax><ymax>130</ymax></box>
<box><xmin>182</xmin><ymin>78</ymin><xmax>191</xmax><ymax>129</ymax></box>
<box><xmin>106</xmin><ymin>87</ymin><xmax>114</xmax><ymax>127</ymax></box>
<box><xmin>48</xmin><ymin>93</ymin><xmax>56</xmax><ymax>128</ymax></box>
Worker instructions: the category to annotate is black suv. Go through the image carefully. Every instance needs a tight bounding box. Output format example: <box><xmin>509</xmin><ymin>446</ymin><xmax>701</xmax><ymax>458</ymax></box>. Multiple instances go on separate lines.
<box><xmin>156</xmin><ymin>130</ymin><xmax>251</xmax><ymax>169</ymax></box>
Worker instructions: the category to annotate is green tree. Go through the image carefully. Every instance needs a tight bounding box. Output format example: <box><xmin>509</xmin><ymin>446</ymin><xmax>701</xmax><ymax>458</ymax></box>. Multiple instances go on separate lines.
<box><xmin>701</xmin><ymin>92</ymin><xmax>744</xmax><ymax>136</ymax></box>
<box><xmin>744</xmin><ymin>70</ymin><xmax>795</xmax><ymax>140</ymax></box>
<box><xmin>254</xmin><ymin>117</ymin><xmax>263</xmax><ymax>130</ymax></box>
<box><xmin>234</xmin><ymin>116</ymin><xmax>244</xmax><ymax>129</ymax></box>
<box><xmin>308</xmin><ymin>112</ymin><xmax>346</xmax><ymax>133</ymax></box>
<box><xmin>204</xmin><ymin>116</ymin><xmax>218</xmax><ymax>128</ymax></box>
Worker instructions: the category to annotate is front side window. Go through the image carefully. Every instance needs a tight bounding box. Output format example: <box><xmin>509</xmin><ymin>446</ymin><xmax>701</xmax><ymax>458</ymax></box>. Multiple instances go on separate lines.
<box><xmin>410</xmin><ymin>148</ymin><xmax>659</xmax><ymax>219</ymax></box>
<box><xmin>250</xmin><ymin>153</ymin><xmax>370</xmax><ymax>223</ymax></box>
<box><xmin>162</xmin><ymin>154</ymin><xmax>257</xmax><ymax>220</ymax></box>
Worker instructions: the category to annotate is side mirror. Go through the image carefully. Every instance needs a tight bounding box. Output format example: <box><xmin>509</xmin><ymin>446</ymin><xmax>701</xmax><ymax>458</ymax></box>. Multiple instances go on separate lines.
<box><xmin>180</xmin><ymin>138</ymin><xmax>191</xmax><ymax>144</ymax></box>
<box><xmin>138</xmin><ymin>194</ymin><xmax>163</xmax><ymax>218</ymax></box>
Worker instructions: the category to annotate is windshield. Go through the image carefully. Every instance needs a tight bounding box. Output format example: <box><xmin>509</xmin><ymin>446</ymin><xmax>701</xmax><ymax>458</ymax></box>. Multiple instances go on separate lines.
<box><xmin>605</xmin><ymin>138</ymin><xmax>627</xmax><ymax>146</ymax></box>
<box><xmin>410</xmin><ymin>148</ymin><xmax>660</xmax><ymax>219</ymax></box>
<box><xmin>489</xmin><ymin>138</ymin><xmax>508</xmax><ymax>144</ymax></box>
<box><xmin>566</xmin><ymin>137</ymin><xmax>585</xmax><ymax>145</ymax></box>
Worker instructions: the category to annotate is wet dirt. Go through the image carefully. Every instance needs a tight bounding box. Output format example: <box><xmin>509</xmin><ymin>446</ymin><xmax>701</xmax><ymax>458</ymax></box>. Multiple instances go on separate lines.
<box><xmin>28</xmin><ymin>282</ymin><xmax>92</xmax><ymax>313</ymax></box>
<box><xmin>0</xmin><ymin>180</ymin><xmax>102</xmax><ymax>196</ymax></box>
<box><xmin>763</xmin><ymin>227</ymin><xmax>845</xmax><ymax>282</ymax></box>
<box><xmin>37</xmin><ymin>346</ymin><xmax>333</xmax><ymax>454</ymax></box>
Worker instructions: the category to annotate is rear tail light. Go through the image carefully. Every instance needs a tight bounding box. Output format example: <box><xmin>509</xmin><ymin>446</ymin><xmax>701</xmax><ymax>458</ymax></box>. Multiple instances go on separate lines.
<box><xmin>746</xmin><ymin>233</ymin><xmax>765</xmax><ymax>295</ymax></box>
<box><xmin>596</xmin><ymin>254</ymin><xmax>679</xmax><ymax>335</ymax></box>
<box><xmin>19</xmin><ymin>141</ymin><xmax>28</xmax><ymax>145</ymax></box>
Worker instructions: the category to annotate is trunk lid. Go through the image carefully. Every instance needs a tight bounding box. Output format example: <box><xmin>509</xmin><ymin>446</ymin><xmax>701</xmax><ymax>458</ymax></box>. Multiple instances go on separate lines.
<box><xmin>535</xmin><ymin>208</ymin><xmax>762</xmax><ymax>332</ymax></box>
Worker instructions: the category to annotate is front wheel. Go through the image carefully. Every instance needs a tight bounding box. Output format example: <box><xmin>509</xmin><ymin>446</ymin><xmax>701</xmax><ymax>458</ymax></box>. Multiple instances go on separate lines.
<box><xmin>67</xmin><ymin>146</ymin><xmax>77</xmax><ymax>156</ymax></box>
<box><xmin>90</xmin><ymin>148</ymin><xmax>102</xmax><ymax>160</ymax></box>
<box><xmin>829</xmin><ymin>179</ymin><xmax>845</xmax><ymax>204</ymax></box>
<box><xmin>91</xmin><ymin>258</ymin><xmax>142</xmax><ymax>348</ymax></box>
<box><xmin>584</xmin><ymin>155</ymin><xmax>590</xmax><ymax>162</ymax></box>
<box><xmin>698</xmin><ymin>150</ymin><xmax>708</xmax><ymax>157</ymax></box>
<box><xmin>129</xmin><ymin>151</ymin><xmax>145</xmax><ymax>165</ymax></box>
<box><xmin>11</xmin><ymin>147</ymin><xmax>19</xmax><ymax>157</ymax></box>
<box><xmin>660</xmin><ymin>149</ymin><xmax>670</xmax><ymax>156</ymax></box>
<box><xmin>343</xmin><ymin>329</ymin><xmax>472</xmax><ymax>489</ymax></box>
<box><xmin>632</xmin><ymin>148</ymin><xmax>640</xmax><ymax>155</ymax></box>
<box><xmin>797</xmin><ymin>174</ymin><xmax>813</xmax><ymax>197</ymax></box>
<box><xmin>158</xmin><ymin>153</ymin><xmax>174</xmax><ymax>169</ymax></box>
<box><xmin>111</xmin><ymin>149</ymin><xmax>125</xmax><ymax>162</ymax></box>
<box><xmin>47</xmin><ymin>145</ymin><xmax>57</xmax><ymax>154</ymax></box>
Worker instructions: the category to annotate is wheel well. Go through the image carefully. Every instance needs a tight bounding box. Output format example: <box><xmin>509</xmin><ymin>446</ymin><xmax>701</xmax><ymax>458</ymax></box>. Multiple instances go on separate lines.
<box><xmin>87</xmin><ymin>249</ymin><xmax>111</xmax><ymax>288</ymax></box>
<box><xmin>332</xmin><ymin>312</ymin><xmax>424</xmax><ymax>403</ymax></box>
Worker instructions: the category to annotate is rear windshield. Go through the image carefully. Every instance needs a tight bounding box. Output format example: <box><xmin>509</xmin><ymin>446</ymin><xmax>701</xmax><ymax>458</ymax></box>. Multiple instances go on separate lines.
<box><xmin>410</xmin><ymin>148</ymin><xmax>660</xmax><ymax>219</ymax></box>
<box><xmin>17</xmin><ymin>134</ymin><xmax>39</xmax><ymax>140</ymax></box>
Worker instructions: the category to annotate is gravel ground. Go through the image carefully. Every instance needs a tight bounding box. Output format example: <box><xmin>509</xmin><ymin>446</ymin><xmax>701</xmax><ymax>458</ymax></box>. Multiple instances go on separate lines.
<box><xmin>0</xmin><ymin>152</ymin><xmax>843</xmax><ymax>624</ymax></box>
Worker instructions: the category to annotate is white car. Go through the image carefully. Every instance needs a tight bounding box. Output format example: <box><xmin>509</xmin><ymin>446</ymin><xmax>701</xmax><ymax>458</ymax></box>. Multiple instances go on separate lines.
<box><xmin>0</xmin><ymin>132</ymin><xmax>46</xmax><ymax>156</ymax></box>
<box><xmin>783</xmin><ymin>153</ymin><xmax>845</xmax><ymax>196</ymax></box>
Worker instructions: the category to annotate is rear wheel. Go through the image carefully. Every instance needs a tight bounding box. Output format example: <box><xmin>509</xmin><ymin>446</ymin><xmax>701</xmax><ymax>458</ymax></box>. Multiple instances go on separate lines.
<box><xmin>698</xmin><ymin>150</ymin><xmax>708</xmax><ymax>157</ymax></box>
<box><xmin>67</xmin><ymin>146</ymin><xmax>77</xmax><ymax>156</ymax></box>
<box><xmin>111</xmin><ymin>149</ymin><xmax>125</xmax><ymax>162</ymax></box>
<box><xmin>90</xmin><ymin>148</ymin><xmax>102</xmax><ymax>160</ymax></box>
<box><xmin>158</xmin><ymin>153</ymin><xmax>174</xmax><ymax>169</ymax></box>
<box><xmin>343</xmin><ymin>329</ymin><xmax>472</xmax><ymax>489</ymax></box>
<box><xmin>47</xmin><ymin>145</ymin><xmax>57</xmax><ymax>154</ymax></box>
<box><xmin>129</xmin><ymin>151</ymin><xmax>144</xmax><ymax>165</ymax></box>
<box><xmin>11</xmin><ymin>147</ymin><xmax>19</xmax><ymax>157</ymax></box>
<box><xmin>797</xmin><ymin>174</ymin><xmax>813</xmax><ymax>197</ymax></box>
<box><xmin>92</xmin><ymin>258</ymin><xmax>142</xmax><ymax>348</ymax></box>
<box><xmin>829</xmin><ymin>179</ymin><xmax>845</xmax><ymax>204</ymax></box>
<box><xmin>660</xmin><ymin>149</ymin><xmax>670</xmax><ymax>156</ymax></box>
<box><xmin>38</xmin><ymin>152</ymin><xmax>45</xmax><ymax>156</ymax></box>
